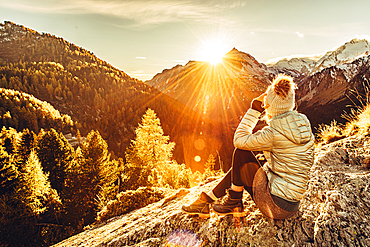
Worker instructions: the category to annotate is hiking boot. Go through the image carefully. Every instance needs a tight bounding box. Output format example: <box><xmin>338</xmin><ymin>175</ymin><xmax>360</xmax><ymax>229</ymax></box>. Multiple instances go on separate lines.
<box><xmin>213</xmin><ymin>189</ymin><xmax>245</xmax><ymax>217</ymax></box>
<box><xmin>181</xmin><ymin>192</ymin><xmax>214</xmax><ymax>217</ymax></box>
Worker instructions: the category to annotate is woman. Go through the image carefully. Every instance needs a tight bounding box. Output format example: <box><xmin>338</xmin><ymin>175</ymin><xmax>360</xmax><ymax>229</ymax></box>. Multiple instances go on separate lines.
<box><xmin>182</xmin><ymin>74</ymin><xmax>315</xmax><ymax>219</ymax></box>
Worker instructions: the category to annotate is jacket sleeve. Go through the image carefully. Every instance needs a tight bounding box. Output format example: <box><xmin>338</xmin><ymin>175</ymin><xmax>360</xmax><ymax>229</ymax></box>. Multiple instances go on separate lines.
<box><xmin>233</xmin><ymin>109</ymin><xmax>274</xmax><ymax>151</ymax></box>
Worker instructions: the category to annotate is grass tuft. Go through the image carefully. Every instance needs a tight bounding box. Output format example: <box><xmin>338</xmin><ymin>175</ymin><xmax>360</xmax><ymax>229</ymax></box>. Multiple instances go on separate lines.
<box><xmin>316</xmin><ymin>120</ymin><xmax>344</xmax><ymax>145</ymax></box>
<box><xmin>317</xmin><ymin>79</ymin><xmax>370</xmax><ymax>145</ymax></box>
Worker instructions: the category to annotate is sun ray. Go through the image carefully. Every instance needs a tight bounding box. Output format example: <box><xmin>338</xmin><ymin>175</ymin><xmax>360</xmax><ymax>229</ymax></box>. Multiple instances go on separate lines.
<box><xmin>150</xmin><ymin>44</ymin><xmax>268</xmax><ymax>171</ymax></box>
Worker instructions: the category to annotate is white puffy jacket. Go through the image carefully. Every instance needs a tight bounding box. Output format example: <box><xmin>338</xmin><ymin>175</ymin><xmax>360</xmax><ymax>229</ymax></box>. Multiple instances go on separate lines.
<box><xmin>234</xmin><ymin>109</ymin><xmax>315</xmax><ymax>202</ymax></box>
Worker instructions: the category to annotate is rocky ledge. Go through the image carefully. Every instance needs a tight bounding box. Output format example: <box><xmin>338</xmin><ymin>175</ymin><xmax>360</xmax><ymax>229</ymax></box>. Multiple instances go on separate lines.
<box><xmin>53</xmin><ymin>135</ymin><xmax>370</xmax><ymax>247</ymax></box>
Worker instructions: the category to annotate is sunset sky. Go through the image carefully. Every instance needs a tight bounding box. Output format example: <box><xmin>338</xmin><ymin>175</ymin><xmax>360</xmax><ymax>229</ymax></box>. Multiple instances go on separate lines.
<box><xmin>1</xmin><ymin>0</ymin><xmax>370</xmax><ymax>81</ymax></box>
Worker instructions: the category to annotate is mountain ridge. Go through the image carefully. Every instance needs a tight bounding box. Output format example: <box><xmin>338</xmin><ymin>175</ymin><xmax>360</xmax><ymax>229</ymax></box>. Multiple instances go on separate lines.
<box><xmin>267</xmin><ymin>38</ymin><xmax>370</xmax><ymax>76</ymax></box>
<box><xmin>146</xmin><ymin>48</ymin><xmax>272</xmax><ymax>124</ymax></box>
<box><xmin>147</xmin><ymin>38</ymin><xmax>370</xmax><ymax>131</ymax></box>
<box><xmin>313</xmin><ymin>39</ymin><xmax>370</xmax><ymax>74</ymax></box>
<box><xmin>146</xmin><ymin>48</ymin><xmax>273</xmax><ymax>168</ymax></box>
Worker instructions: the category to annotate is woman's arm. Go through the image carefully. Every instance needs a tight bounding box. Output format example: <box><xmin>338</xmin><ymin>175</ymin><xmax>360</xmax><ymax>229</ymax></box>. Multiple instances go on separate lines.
<box><xmin>233</xmin><ymin>94</ymin><xmax>274</xmax><ymax>151</ymax></box>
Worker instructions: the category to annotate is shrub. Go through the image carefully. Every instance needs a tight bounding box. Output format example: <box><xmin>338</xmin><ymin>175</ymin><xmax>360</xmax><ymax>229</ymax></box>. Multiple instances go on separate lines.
<box><xmin>160</xmin><ymin>161</ymin><xmax>191</xmax><ymax>189</ymax></box>
<box><xmin>189</xmin><ymin>170</ymin><xmax>203</xmax><ymax>187</ymax></box>
<box><xmin>96</xmin><ymin>187</ymin><xmax>171</xmax><ymax>223</ymax></box>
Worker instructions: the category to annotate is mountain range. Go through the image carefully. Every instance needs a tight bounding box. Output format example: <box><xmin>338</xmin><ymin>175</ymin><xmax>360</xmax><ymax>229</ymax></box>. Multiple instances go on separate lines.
<box><xmin>1</xmin><ymin>21</ymin><xmax>370</xmax><ymax>171</ymax></box>
<box><xmin>267</xmin><ymin>39</ymin><xmax>370</xmax><ymax>75</ymax></box>
<box><xmin>147</xmin><ymin>38</ymin><xmax>370</xmax><ymax>130</ymax></box>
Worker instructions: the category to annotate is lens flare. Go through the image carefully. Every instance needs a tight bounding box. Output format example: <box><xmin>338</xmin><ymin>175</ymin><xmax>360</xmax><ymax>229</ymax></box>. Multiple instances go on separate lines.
<box><xmin>165</xmin><ymin>229</ymin><xmax>203</xmax><ymax>247</ymax></box>
<box><xmin>194</xmin><ymin>156</ymin><xmax>201</xmax><ymax>162</ymax></box>
<box><xmin>194</xmin><ymin>138</ymin><xmax>205</xmax><ymax>150</ymax></box>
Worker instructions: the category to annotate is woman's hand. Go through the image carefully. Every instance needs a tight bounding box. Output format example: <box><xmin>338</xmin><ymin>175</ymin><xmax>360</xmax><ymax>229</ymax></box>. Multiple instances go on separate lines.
<box><xmin>255</xmin><ymin>93</ymin><xmax>267</xmax><ymax>102</ymax></box>
<box><xmin>251</xmin><ymin>93</ymin><xmax>267</xmax><ymax>113</ymax></box>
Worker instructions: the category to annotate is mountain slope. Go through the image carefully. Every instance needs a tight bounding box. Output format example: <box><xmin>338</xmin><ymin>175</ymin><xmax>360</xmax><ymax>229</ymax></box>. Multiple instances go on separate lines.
<box><xmin>0</xmin><ymin>21</ymin><xmax>223</xmax><ymax>170</ymax></box>
<box><xmin>53</xmin><ymin>135</ymin><xmax>370</xmax><ymax>246</ymax></box>
<box><xmin>313</xmin><ymin>39</ymin><xmax>370</xmax><ymax>74</ymax></box>
<box><xmin>296</xmin><ymin>54</ymin><xmax>370</xmax><ymax>128</ymax></box>
<box><xmin>147</xmin><ymin>48</ymin><xmax>271</xmax><ymax>125</ymax></box>
<box><xmin>146</xmin><ymin>49</ymin><xmax>273</xmax><ymax>168</ymax></box>
<box><xmin>0</xmin><ymin>88</ymin><xmax>75</xmax><ymax>134</ymax></box>
<box><xmin>267</xmin><ymin>56</ymin><xmax>318</xmax><ymax>77</ymax></box>
<box><xmin>268</xmin><ymin>39</ymin><xmax>370</xmax><ymax>77</ymax></box>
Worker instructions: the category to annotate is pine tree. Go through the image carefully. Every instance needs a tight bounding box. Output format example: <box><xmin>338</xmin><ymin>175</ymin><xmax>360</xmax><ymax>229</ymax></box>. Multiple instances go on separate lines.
<box><xmin>0</xmin><ymin>146</ymin><xmax>18</xmax><ymax>194</ymax></box>
<box><xmin>15</xmin><ymin>151</ymin><xmax>59</xmax><ymax>215</ymax></box>
<box><xmin>202</xmin><ymin>153</ymin><xmax>223</xmax><ymax>181</ymax></box>
<box><xmin>66</xmin><ymin>130</ymin><xmax>117</xmax><ymax>227</ymax></box>
<box><xmin>0</xmin><ymin>150</ymin><xmax>61</xmax><ymax>246</ymax></box>
<box><xmin>203</xmin><ymin>153</ymin><xmax>216</xmax><ymax>179</ymax></box>
<box><xmin>0</xmin><ymin>126</ymin><xmax>19</xmax><ymax>154</ymax></box>
<box><xmin>36</xmin><ymin>128</ymin><xmax>73</xmax><ymax>194</ymax></box>
<box><xmin>124</xmin><ymin>108</ymin><xmax>176</xmax><ymax>190</ymax></box>
<box><xmin>17</xmin><ymin>128</ymin><xmax>36</xmax><ymax>161</ymax></box>
<box><xmin>0</xmin><ymin>76</ymin><xmax>7</xmax><ymax>87</ymax></box>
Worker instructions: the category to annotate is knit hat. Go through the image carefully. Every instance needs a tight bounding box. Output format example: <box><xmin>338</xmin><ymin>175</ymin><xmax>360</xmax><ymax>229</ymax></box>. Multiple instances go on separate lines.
<box><xmin>263</xmin><ymin>74</ymin><xmax>296</xmax><ymax>117</ymax></box>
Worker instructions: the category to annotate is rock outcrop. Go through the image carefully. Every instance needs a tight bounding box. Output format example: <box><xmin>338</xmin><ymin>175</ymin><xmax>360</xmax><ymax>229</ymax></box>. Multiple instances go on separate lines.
<box><xmin>53</xmin><ymin>135</ymin><xmax>370</xmax><ymax>247</ymax></box>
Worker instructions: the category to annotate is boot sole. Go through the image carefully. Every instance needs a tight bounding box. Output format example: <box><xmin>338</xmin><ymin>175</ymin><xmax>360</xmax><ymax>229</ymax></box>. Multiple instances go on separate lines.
<box><xmin>181</xmin><ymin>208</ymin><xmax>210</xmax><ymax>218</ymax></box>
<box><xmin>213</xmin><ymin>210</ymin><xmax>246</xmax><ymax>217</ymax></box>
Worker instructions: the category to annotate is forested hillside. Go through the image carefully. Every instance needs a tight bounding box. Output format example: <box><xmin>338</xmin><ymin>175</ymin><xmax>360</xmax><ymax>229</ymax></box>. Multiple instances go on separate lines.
<box><xmin>0</xmin><ymin>108</ymin><xmax>197</xmax><ymax>246</ymax></box>
<box><xmin>0</xmin><ymin>21</ymin><xmax>224</xmax><ymax>168</ymax></box>
<box><xmin>0</xmin><ymin>88</ymin><xmax>75</xmax><ymax>134</ymax></box>
<box><xmin>0</xmin><ymin>21</ymin><xmax>226</xmax><ymax>246</ymax></box>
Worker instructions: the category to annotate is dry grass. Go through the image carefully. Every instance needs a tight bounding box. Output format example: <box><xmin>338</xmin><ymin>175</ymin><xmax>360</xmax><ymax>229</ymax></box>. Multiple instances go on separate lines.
<box><xmin>343</xmin><ymin>103</ymin><xmax>370</xmax><ymax>136</ymax></box>
<box><xmin>317</xmin><ymin>80</ymin><xmax>370</xmax><ymax>145</ymax></box>
<box><xmin>316</xmin><ymin>120</ymin><xmax>344</xmax><ymax>145</ymax></box>
<box><xmin>342</xmin><ymin>80</ymin><xmax>370</xmax><ymax>136</ymax></box>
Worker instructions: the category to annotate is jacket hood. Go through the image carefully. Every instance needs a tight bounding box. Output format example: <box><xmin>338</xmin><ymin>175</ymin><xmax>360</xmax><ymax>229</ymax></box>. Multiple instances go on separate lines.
<box><xmin>269</xmin><ymin>111</ymin><xmax>313</xmax><ymax>144</ymax></box>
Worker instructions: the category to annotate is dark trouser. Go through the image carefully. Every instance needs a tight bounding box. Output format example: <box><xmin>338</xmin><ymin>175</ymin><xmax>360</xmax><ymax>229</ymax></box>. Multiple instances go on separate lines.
<box><xmin>212</xmin><ymin>148</ymin><xmax>260</xmax><ymax>199</ymax></box>
<box><xmin>212</xmin><ymin>148</ymin><xmax>299</xmax><ymax>212</ymax></box>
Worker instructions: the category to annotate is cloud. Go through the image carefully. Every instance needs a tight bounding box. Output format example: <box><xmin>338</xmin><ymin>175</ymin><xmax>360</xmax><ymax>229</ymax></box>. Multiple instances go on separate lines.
<box><xmin>130</xmin><ymin>70</ymin><xmax>147</xmax><ymax>75</ymax></box>
<box><xmin>135</xmin><ymin>57</ymin><xmax>147</xmax><ymax>60</ymax></box>
<box><xmin>295</xmin><ymin>31</ymin><xmax>304</xmax><ymax>38</ymax></box>
<box><xmin>1</xmin><ymin>0</ymin><xmax>242</xmax><ymax>26</ymax></box>
<box><xmin>128</xmin><ymin>70</ymin><xmax>154</xmax><ymax>80</ymax></box>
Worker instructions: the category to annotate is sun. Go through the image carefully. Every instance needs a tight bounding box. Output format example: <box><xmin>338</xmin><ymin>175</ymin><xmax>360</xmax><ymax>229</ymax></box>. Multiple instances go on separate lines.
<box><xmin>198</xmin><ymin>40</ymin><xmax>229</xmax><ymax>65</ymax></box>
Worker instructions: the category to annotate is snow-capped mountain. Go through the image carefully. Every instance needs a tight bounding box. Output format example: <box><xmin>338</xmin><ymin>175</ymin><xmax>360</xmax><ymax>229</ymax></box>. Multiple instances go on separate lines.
<box><xmin>312</xmin><ymin>39</ymin><xmax>370</xmax><ymax>74</ymax></box>
<box><xmin>267</xmin><ymin>56</ymin><xmax>319</xmax><ymax>77</ymax></box>
<box><xmin>264</xmin><ymin>39</ymin><xmax>370</xmax><ymax>127</ymax></box>
<box><xmin>268</xmin><ymin>39</ymin><xmax>370</xmax><ymax>77</ymax></box>
<box><xmin>296</xmin><ymin>54</ymin><xmax>370</xmax><ymax>128</ymax></box>
<box><xmin>147</xmin><ymin>39</ymin><xmax>370</xmax><ymax>130</ymax></box>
